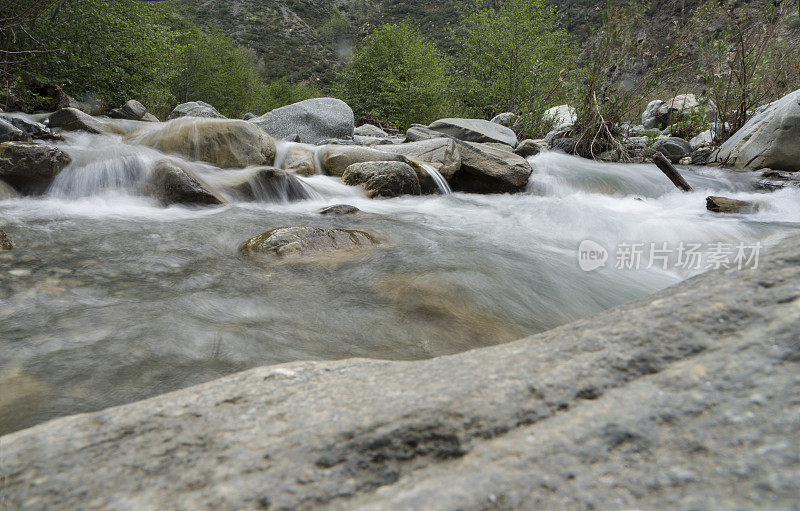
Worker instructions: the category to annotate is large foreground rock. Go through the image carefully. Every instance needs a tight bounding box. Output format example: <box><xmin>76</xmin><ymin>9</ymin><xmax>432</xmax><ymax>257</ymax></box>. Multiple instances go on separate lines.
<box><xmin>341</xmin><ymin>161</ymin><xmax>421</xmax><ymax>198</ymax></box>
<box><xmin>167</xmin><ymin>101</ymin><xmax>225</xmax><ymax>120</ymax></box>
<box><xmin>129</xmin><ymin>119</ymin><xmax>276</xmax><ymax>169</ymax></box>
<box><xmin>2</xmin><ymin>235</ymin><xmax>798</xmax><ymax>509</ymax></box>
<box><xmin>250</xmin><ymin>98</ymin><xmax>354</xmax><ymax>145</ymax></box>
<box><xmin>240</xmin><ymin>226</ymin><xmax>379</xmax><ymax>259</ymax></box>
<box><xmin>713</xmin><ymin>88</ymin><xmax>800</xmax><ymax>171</ymax></box>
<box><xmin>429</xmin><ymin>118</ymin><xmax>518</xmax><ymax>148</ymax></box>
<box><xmin>0</xmin><ymin>142</ymin><xmax>71</xmax><ymax>194</ymax></box>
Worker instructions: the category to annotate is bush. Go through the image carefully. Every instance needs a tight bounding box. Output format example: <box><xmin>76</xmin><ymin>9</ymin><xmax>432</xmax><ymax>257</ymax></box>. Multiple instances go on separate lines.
<box><xmin>334</xmin><ymin>23</ymin><xmax>450</xmax><ymax>130</ymax></box>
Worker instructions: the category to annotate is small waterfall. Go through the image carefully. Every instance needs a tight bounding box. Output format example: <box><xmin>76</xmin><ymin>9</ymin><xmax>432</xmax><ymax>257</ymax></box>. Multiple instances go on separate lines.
<box><xmin>245</xmin><ymin>168</ymin><xmax>321</xmax><ymax>203</ymax></box>
<box><xmin>49</xmin><ymin>154</ymin><xmax>154</xmax><ymax>198</ymax></box>
<box><xmin>418</xmin><ymin>162</ymin><xmax>452</xmax><ymax>195</ymax></box>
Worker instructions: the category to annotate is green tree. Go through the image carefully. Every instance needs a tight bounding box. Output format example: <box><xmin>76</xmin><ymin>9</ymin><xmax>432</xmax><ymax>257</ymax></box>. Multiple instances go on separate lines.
<box><xmin>335</xmin><ymin>23</ymin><xmax>450</xmax><ymax>130</ymax></box>
<box><xmin>451</xmin><ymin>0</ymin><xmax>574</xmax><ymax>136</ymax></box>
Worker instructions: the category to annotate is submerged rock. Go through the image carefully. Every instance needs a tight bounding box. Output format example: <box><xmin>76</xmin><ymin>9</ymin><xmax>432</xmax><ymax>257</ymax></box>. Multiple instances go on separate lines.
<box><xmin>341</xmin><ymin>161</ymin><xmax>421</xmax><ymax>198</ymax></box>
<box><xmin>240</xmin><ymin>226</ymin><xmax>379</xmax><ymax>259</ymax></box>
<box><xmin>230</xmin><ymin>167</ymin><xmax>312</xmax><ymax>203</ymax></box>
<box><xmin>129</xmin><ymin>119</ymin><xmax>276</xmax><ymax>169</ymax></box>
<box><xmin>319</xmin><ymin>204</ymin><xmax>360</xmax><ymax>215</ymax></box>
<box><xmin>319</xmin><ymin>145</ymin><xmax>404</xmax><ymax>177</ymax></box>
<box><xmin>167</xmin><ymin>101</ymin><xmax>225</xmax><ymax>120</ymax></box>
<box><xmin>108</xmin><ymin>100</ymin><xmax>148</xmax><ymax>121</ymax></box>
<box><xmin>713</xmin><ymin>89</ymin><xmax>800</xmax><ymax>171</ymax></box>
<box><xmin>450</xmin><ymin>142</ymin><xmax>532</xmax><ymax>193</ymax></box>
<box><xmin>144</xmin><ymin>160</ymin><xmax>225</xmax><ymax>207</ymax></box>
<box><xmin>429</xmin><ymin>118</ymin><xmax>518</xmax><ymax>148</ymax></box>
<box><xmin>0</xmin><ymin>142</ymin><xmax>71</xmax><ymax>194</ymax></box>
<box><xmin>0</xmin><ymin>227</ymin><xmax>13</xmax><ymax>249</ymax></box>
<box><xmin>250</xmin><ymin>98</ymin><xmax>354</xmax><ymax>145</ymax></box>
<box><xmin>706</xmin><ymin>196</ymin><xmax>760</xmax><ymax>214</ymax></box>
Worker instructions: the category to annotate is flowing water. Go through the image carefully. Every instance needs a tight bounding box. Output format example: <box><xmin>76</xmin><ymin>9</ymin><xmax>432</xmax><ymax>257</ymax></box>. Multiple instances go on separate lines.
<box><xmin>1</xmin><ymin>130</ymin><xmax>799</xmax><ymax>435</ymax></box>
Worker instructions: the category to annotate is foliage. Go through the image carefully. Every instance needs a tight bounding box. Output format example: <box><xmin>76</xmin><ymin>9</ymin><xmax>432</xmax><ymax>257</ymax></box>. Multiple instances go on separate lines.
<box><xmin>450</xmin><ymin>0</ymin><xmax>575</xmax><ymax>138</ymax></box>
<box><xmin>667</xmin><ymin>100</ymin><xmax>711</xmax><ymax>141</ymax></box>
<box><xmin>334</xmin><ymin>22</ymin><xmax>450</xmax><ymax>130</ymax></box>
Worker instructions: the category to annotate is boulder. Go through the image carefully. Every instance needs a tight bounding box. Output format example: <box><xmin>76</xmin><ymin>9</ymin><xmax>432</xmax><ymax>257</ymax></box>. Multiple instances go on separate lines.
<box><xmin>341</xmin><ymin>161</ymin><xmax>421</xmax><ymax>198</ymax></box>
<box><xmin>48</xmin><ymin>108</ymin><xmax>125</xmax><ymax>135</ymax></box>
<box><xmin>706</xmin><ymin>196</ymin><xmax>760</xmax><ymax>214</ymax></box>
<box><xmin>652</xmin><ymin>137</ymin><xmax>692</xmax><ymax>163</ymax></box>
<box><xmin>0</xmin><ymin>179</ymin><xmax>18</xmax><ymax>199</ymax></box>
<box><xmin>405</xmin><ymin>124</ymin><xmax>444</xmax><ymax>143</ymax></box>
<box><xmin>319</xmin><ymin>204</ymin><xmax>360</xmax><ymax>215</ymax></box>
<box><xmin>450</xmin><ymin>141</ymin><xmax>531</xmax><ymax>193</ymax></box>
<box><xmin>712</xmin><ymin>89</ymin><xmax>800</xmax><ymax>171</ymax></box>
<box><xmin>354</xmin><ymin>124</ymin><xmax>389</xmax><ymax>138</ymax></box>
<box><xmin>108</xmin><ymin>100</ymin><xmax>147</xmax><ymax>121</ymax></box>
<box><xmin>490</xmin><ymin>112</ymin><xmax>516</xmax><ymax>127</ymax></box>
<box><xmin>240</xmin><ymin>226</ymin><xmax>379</xmax><ymax>259</ymax></box>
<box><xmin>0</xmin><ymin>118</ymin><xmax>30</xmax><ymax>143</ymax></box>
<box><xmin>230</xmin><ymin>167</ymin><xmax>312</xmax><ymax>203</ymax></box>
<box><xmin>542</xmin><ymin>104</ymin><xmax>577</xmax><ymax>130</ymax></box>
<box><xmin>167</xmin><ymin>101</ymin><xmax>225</xmax><ymax>120</ymax></box>
<box><xmin>250</xmin><ymin>98</ymin><xmax>354</xmax><ymax>145</ymax></box>
<box><xmin>644</xmin><ymin>94</ymin><xmax>703</xmax><ymax>129</ymax></box>
<box><xmin>129</xmin><ymin>119</ymin><xmax>276</xmax><ymax>169</ymax></box>
<box><xmin>0</xmin><ymin>142</ymin><xmax>71</xmax><ymax>194</ymax></box>
<box><xmin>319</xmin><ymin>145</ymin><xmax>404</xmax><ymax>177</ymax></box>
<box><xmin>242</xmin><ymin>113</ymin><xmax>256</xmax><ymax>121</ymax></box>
<box><xmin>642</xmin><ymin>100</ymin><xmax>666</xmax><ymax>129</ymax></box>
<box><xmin>550</xmin><ymin>137</ymin><xmax>576</xmax><ymax>154</ymax></box>
<box><xmin>144</xmin><ymin>160</ymin><xmax>225</xmax><ymax>207</ymax></box>
<box><xmin>4</xmin><ymin>233</ymin><xmax>800</xmax><ymax>510</ymax></box>
<box><xmin>4</xmin><ymin>116</ymin><xmax>57</xmax><ymax>140</ymax></box>
<box><xmin>0</xmin><ymin>227</ymin><xmax>12</xmax><ymax>249</ymax></box>
<box><xmin>282</xmin><ymin>145</ymin><xmax>317</xmax><ymax>177</ymax></box>
<box><xmin>514</xmin><ymin>139</ymin><xmax>546</xmax><ymax>158</ymax></box>
<box><xmin>376</xmin><ymin>138</ymin><xmax>461</xmax><ymax>180</ymax></box>
<box><xmin>429</xmin><ymin>118</ymin><xmax>518</xmax><ymax>148</ymax></box>
<box><xmin>142</xmin><ymin>113</ymin><xmax>160</xmax><ymax>123</ymax></box>
<box><xmin>690</xmin><ymin>130</ymin><xmax>714</xmax><ymax>150</ymax></box>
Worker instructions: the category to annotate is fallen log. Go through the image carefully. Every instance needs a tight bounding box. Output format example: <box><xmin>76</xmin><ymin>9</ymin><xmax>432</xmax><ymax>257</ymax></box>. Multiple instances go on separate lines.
<box><xmin>653</xmin><ymin>151</ymin><xmax>692</xmax><ymax>192</ymax></box>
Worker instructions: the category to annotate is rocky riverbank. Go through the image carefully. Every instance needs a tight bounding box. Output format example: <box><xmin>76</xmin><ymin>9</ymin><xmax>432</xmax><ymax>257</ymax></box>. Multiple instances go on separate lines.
<box><xmin>2</xmin><ymin>232</ymin><xmax>798</xmax><ymax>510</ymax></box>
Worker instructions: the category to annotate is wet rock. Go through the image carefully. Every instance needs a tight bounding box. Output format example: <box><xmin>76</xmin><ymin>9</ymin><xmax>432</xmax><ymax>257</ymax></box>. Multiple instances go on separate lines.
<box><xmin>108</xmin><ymin>100</ymin><xmax>147</xmax><ymax>121</ymax></box>
<box><xmin>376</xmin><ymin>138</ymin><xmax>461</xmax><ymax>180</ymax></box>
<box><xmin>450</xmin><ymin>142</ymin><xmax>531</xmax><ymax>193</ymax></box>
<box><xmin>282</xmin><ymin>145</ymin><xmax>316</xmax><ymax>177</ymax></box>
<box><xmin>713</xmin><ymin>88</ymin><xmax>800</xmax><ymax>171</ymax></box>
<box><xmin>0</xmin><ymin>142</ymin><xmax>72</xmax><ymax>194</ymax></box>
<box><xmin>319</xmin><ymin>145</ymin><xmax>404</xmax><ymax>177</ymax></box>
<box><xmin>0</xmin><ymin>227</ymin><xmax>13</xmax><ymax>249</ymax></box>
<box><xmin>550</xmin><ymin>137</ymin><xmax>576</xmax><ymax>154</ymax></box>
<box><xmin>141</xmin><ymin>113</ymin><xmax>160</xmax><ymax>123</ymax></box>
<box><xmin>144</xmin><ymin>160</ymin><xmax>225</xmax><ymax>207</ymax></box>
<box><xmin>490</xmin><ymin>112</ymin><xmax>516</xmax><ymax>127</ymax></box>
<box><xmin>354</xmin><ymin>124</ymin><xmax>389</xmax><ymax>138</ymax></box>
<box><xmin>48</xmin><ymin>108</ymin><xmax>124</xmax><ymax>135</ymax></box>
<box><xmin>4</xmin><ymin>116</ymin><xmax>58</xmax><ymax>141</ymax></box>
<box><xmin>429</xmin><ymin>118</ymin><xmax>518</xmax><ymax>148</ymax></box>
<box><xmin>652</xmin><ymin>137</ymin><xmax>692</xmax><ymax>163</ymax></box>
<box><xmin>167</xmin><ymin>101</ymin><xmax>225</xmax><ymax>120</ymax></box>
<box><xmin>341</xmin><ymin>161</ymin><xmax>421</xmax><ymax>198</ymax></box>
<box><xmin>0</xmin><ymin>368</ymin><xmax>47</xmax><ymax>434</ymax></box>
<box><xmin>250</xmin><ymin>98</ymin><xmax>354</xmax><ymax>145</ymax></box>
<box><xmin>231</xmin><ymin>167</ymin><xmax>312</xmax><ymax>202</ymax></box>
<box><xmin>706</xmin><ymin>196</ymin><xmax>760</xmax><ymax>214</ymax></box>
<box><xmin>319</xmin><ymin>204</ymin><xmax>360</xmax><ymax>215</ymax></box>
<box><xmin>543</xmin><ymin>104</ymin><xmax>577</xmax><ymax>130</ymax></box>
<box><xmin>129</xmin><ymin>119</ymin><xmax>276</xmax><ymax>169</ymax></box>
<box><xmin>514</xmin><ymin>139</ymin><xmax>545</xmax><ymax>158</ymax></box>
<box><xmin>0</xmin><ymin>118</ymin><xmax>30</xmax><ymax>143</ymax></box>
<box><xmin>240</xmin><ymin>226</ymin><xmax>379</xmax><ymax>259</ymax></box>
<box><xmin>5</xmin><ymin>234</ymin><xmax>800</xmax><ymax>510</ymax></box>
<box><xmin>0</xmin><ymin>179</ymin><xmax>18</xmax><ymax>199</ymax></box>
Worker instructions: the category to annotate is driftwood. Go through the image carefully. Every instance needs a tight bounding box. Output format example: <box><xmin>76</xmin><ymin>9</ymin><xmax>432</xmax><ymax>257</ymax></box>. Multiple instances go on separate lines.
<box><xmin>653</xmin><ymin>151</ymin><xmax>692</xmax><ymax>192</ymax></box>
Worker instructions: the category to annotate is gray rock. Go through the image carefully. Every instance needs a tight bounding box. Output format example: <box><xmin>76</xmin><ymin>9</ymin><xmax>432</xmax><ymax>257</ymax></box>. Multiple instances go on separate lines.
<box><xmin>319</xmin><ymin>204</ymin><xmax>360</xmax><ymax>215</ymax></box>
<box><xmin>0</xmin><ymin>227</ymin><xmax>12</xmax><ymax>249</ymax></box>
<box><xmin>652</xmin><ymin>137</ymin><xmax>692</xmax><ymax>163</ymax></box>
<box><xmin>144</xmin><ymin>160</ymin><xmax>225</xmax><ymax>207</ymax></box>
<box><xmin>490</xmin><ymin>112</ymin><xmax>516</xmax><ymax>127</ymax></box>
<box><xmin>48</xmin><ymin>108</ymin><xmax>125</xmax><ymax>135</ymax></box>
<box><xmin>450</xmin><ymin>142</ymin><xmax>531</xmax><ymax>193</ymax></box>
<box><xmin>240</xmin><ymin>226</ymin><xmax>379</xmax><ymax>259</ymax></box>
<box><xmin>141</xmin><ymin>113</ymin><xmax>160</xmax><ymax>123</ymax></box>
<box><xmin>281</xmin><ymin>145</ymin><xmax>317</xmax><ymax>177</ymax></box>
<box><xmin>550</xmin><ymin>137</ymin><xmax>577</xmax><ymax>154</ymax></box>
<box><xmin>713</xmin><ymin>89</ymin><xmax>800</xmax><ymax>171</ymax></box>
<box><xmin>542</xmin><ymin>104</ymin><xmax>576</xmax><ymax>130</ymax></box>
<box><xmin>429</xmin><ymin>118</ymin><xmax>518</xmax><ymax>148</ymax></box>
<box><xmin>376</xmin><ymin>138</ymin><xmax>461</xmax><ymax>180</ymax></box>
<box><xmin>108</xmin><ymin>100</ymin><xmax>147</xmax><ymax>121</ymax></box>
<box><xmin>690</xmin><ymin>129</ymin><xmax>714</xmax><ymax>150</ymax></box>
<box><xmin>0</xmin><ymin>118</ymin><xmax>30</xmax><ymax>143</ymax></box>
<box><xmin>354</xmin><ymin>124</ymin><xmax>389</xmax><ymax>138</ymax></box>
<box><xmin>242</xmin><ymin>113</ymin><xmax>256</xmax><ymax>121</ymax></box>
<box><xmin>319</xmin><ymin>145</ymin><xmax>405</xmax><ymax>177</ymax></box>
<box><xmin>4</xmin><ymin>234</ymin><xmax>800</xmax><ymax>510</ymax></box>
<box><xmin>230</xmin><ymin>167</ymin><xmax>312</xmax><ymax>203</ymax></box>
<box><xmin>5</xmin><ymin>116</ymin><xmax>56</xmax><ymax>140</ymax></box>
<box><xmin>167</xmin><ymin>101</ymin><xmax>225</xmax><ymax>120</ymax></box>
<box><xmin>657</xmin><ymin>93</ymin><xmax>700</xmax><ymax>125</ymax></box>
<box><xmin>0</xmin><ymin>179</ymin><xmax>18</xmax><ymax>199</ymax></box>
<box><xmin>250</xmin><ymin>98</ymin><xmax>354</xmax><ymax>145</ymax></box>
<box><xmin>405</xmin><ymin>125</ymin><xmax>445</xmax><ymax>143</ymax></box>
<box><xmin>341</xmin><ymin>161</ymin><xmax>421</xmax><ymax>198</ymax></box>
<box><xmin>706</xmin><ymin>195</ymin><xmax>760</xmax><ymax>214</ymax></box>
<box><xmin>0</xmin><ymin>142</ymin><xmax>71</xmax><ymax>194</ymax></box>
<box><xmin>642</xmin><ymin>99</ymin><xmax>666</xmax><ymax>129</ymax></box>
<box><xmin>514</xmin><ymin>139</ymin><xmax>545</xmax><ymax>158</ymax></box>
